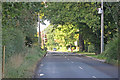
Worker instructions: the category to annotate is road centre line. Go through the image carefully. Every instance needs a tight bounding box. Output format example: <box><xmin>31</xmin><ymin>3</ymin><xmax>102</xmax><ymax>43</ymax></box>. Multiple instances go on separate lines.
<box><xmin>39</xmin><ymin>73</ymin><xmax>44</xmax><ymax>76</ymax></box>
<box><xmin>71</xmin><ymin>61</ymin><xmax>74</xmax><ymax>63</ymax></box>
<box><xmin>92</xmin><ymin>76</ymin><xmax>96</xmax><ymax>78</ymax></box>
<box><xmin>41</xmin><ymin>64</ymin><xmax>44</xmax><ymax>66</ymax></box>
<box><xmin>79</xmin><ymin>66</ymin><xmax>83</xmax><ymax>69</ymax></box>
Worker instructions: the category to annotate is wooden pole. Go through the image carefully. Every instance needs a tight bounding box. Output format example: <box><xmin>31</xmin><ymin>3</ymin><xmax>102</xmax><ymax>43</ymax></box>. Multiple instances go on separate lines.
<box><xmin>38</xmin><ymin>13</ymin><xmax>41</xmax><ymax>49</ymax></box>
<box><xmin>2</xmin><ymin>46</ymin><xmax>5</xmax><ymax>78</ymax></box>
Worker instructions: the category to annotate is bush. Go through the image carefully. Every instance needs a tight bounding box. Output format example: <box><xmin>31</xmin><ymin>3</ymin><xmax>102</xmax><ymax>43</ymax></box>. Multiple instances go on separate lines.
<box><xmin>2</xmin><ymin>28</ymin><xmax>25</xmax><ymax>59</ymax></box>
<box><xmin>88</xmin><ymin>44</ymin><xmax>95</xmax><ymax>53</ymax></box>
<box><xmin>103</xmin><ymin>36</ymin><xmax>118</xmax><ymax>62</ymax></box>
<box><xmin>5</xmin><ymin>46</ymin><xmax>46</xmax><ymax>78</ymax></box>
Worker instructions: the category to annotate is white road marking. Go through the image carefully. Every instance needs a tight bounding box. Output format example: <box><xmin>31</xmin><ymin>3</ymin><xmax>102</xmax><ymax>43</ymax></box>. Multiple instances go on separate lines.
<box><xmin>39</xmin><ymin>73</ymin><xmax>44</xmax><ymax>76</ymax></box>
<box><xmin>65</xmin><ymin>56</ymin><xmax>67</xmax><ymax>58</ymax></box>
<box><xmin>79</xmin><ymin>66</ymin><xmax>83</xmax><ymax>69</ymax></box>
<box><xmin>41</xmin><ymin>64</ymin><xmax>44</xmax><ymax>66</ymax></box>
<box><xmin>68</xmin><ymin>59</ymin><xmax>69</xmax><ymax>60</ymax></box>
<box><xmin>71</xmin><ymin>61</ymin><xmax>74</xmax><ymax>63</ymax></box>
<box><xmin>92</xmin><ymin>76</ymin><xmax>96</xmax><ymax>78</ymax></box>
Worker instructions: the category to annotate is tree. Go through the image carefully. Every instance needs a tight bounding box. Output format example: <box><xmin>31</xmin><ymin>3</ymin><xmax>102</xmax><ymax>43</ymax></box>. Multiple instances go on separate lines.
<box><xmin>54</xmin><ymin>24</ymin><xmax>77</xmax><ymax>51</ymax></box>
<box><xmin>42</xmin><ymin>2</ymin><xmax>100</xmax><ymax>53</ymax></box>
<box><xmin>2</xmin><ymin>2</ymin><xmax>45</xmax><ymax>58</ymax></box>
<box><xmin>42</xmin><ymin>2</ymin><xmax>118</xmax><ymax>54</ymax></box>
<box><xmin>44</xmin><ymin>25</ymin><xmax>58</xmax><ymax>50</ymax></box>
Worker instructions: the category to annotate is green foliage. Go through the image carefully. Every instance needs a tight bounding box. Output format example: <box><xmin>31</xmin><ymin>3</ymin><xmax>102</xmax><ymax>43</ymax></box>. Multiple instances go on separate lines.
<box><xmin>103</xmin><ymin>35</ymin><xmax>118</xmax><ymax>62</ymax></box>
<box><xmin>88</xmin><ymin>44</ymin><xmax>95</xmax><ymax>53</ymax></box>
<box><xmin>2</xmin><ymin>2</ymin><xmax>38</xmax><ymax>43</ymax></box>
<box><xmin>2</xmin><ymin>2</ymin><xmax>45</xmax><ymax>59</ymax></box>
<box><xmin>2</xmin><ymin>28</ymin><xmax>25</xmax><ymax>58</ymax></box>
<box><xmin>2</xmin><ymin>3</ymin><xmax>47</xmax><ymax>78</ymax></box>
<box><xmin>5</xmin><ymin>46</ymin><xmax>46</xmax><ymax>78</ymax></box>
<box><xmin>44</xmin><ymin>24</ymin><xmax>77</xmax><ymax>51</ymax></box>
<box><xmin>0</xmin><ymin>2</ymin><xmax>2</xmax><ymax>79</ymax></box>
<box><xmin>43</xmin><ymin>2</ymin><xmax>118</xmax><ymax>53</ymax></box>
<box><xmin>57</xmin><ymin>47</ymin><xmax>68</xmax><ymax>52</ymax></box>
<box><xmin>44</xmin><ymin>25</ymin><xmax>58</xmax><ymax>50</ymax></box>
<box><xmin>54</xmin><ymin>25</ymin><xmax>76</xmax><ymax>46</ymax></box>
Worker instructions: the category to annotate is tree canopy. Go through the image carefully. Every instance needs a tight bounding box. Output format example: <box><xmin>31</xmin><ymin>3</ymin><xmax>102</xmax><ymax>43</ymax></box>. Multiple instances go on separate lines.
<box><xmin>43</xmin><ymin>2</ymin><xmax>118</xmax><ymax>54</ymax></box>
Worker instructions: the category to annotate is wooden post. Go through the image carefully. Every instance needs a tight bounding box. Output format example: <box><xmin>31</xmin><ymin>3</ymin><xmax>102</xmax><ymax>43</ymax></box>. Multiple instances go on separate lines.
<box><xmin>2</xmin><ymin>46</ymin><xmax>5</xmax><ymax>78</ymax></box>
<box><xmin>38</xmin><ymin>13</ymin><xmax>41</xmax><ymax>49</ymax></box>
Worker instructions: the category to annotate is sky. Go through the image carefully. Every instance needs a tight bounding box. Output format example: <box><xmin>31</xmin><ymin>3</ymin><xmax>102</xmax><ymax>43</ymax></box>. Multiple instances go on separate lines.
<box><xmin>37</xmin><ymin>20</ymin><xmax>50</xmax><ymax>32</ymax></box>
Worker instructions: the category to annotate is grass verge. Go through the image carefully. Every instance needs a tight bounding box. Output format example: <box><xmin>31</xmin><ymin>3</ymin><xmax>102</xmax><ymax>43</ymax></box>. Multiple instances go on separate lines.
<box><xmin>76</xmin><ymin>52</ymin><xmax>118</xmax><ymax>66</ymax></box>
<box><xmin>5</xmin><ymin>46</ymin><xmax>46</xmax><ymax>78</ymax></box>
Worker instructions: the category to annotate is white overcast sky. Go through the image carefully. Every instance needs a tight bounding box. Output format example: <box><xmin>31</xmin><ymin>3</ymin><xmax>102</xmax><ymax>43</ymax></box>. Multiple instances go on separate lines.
<box><xmin>37</xmin><ymin>20</ymin><xmax>50</xmax><ymax>32</ymax></box>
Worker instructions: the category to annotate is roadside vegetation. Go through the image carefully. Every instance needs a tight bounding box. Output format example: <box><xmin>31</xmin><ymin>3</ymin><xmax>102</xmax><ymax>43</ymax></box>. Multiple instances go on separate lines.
<box><xmin>74</xmin><ymin>35</ymin><xmax>118</xmax><ymax>65</ymax></box>
<box><xmin>2</xmin><ymin>2</ymin><xmax>119</xmax><ymax>78</ymax></box>
<box><xmin>5</xmin><ymin>46</ymin><xmax>46</xmax><ymax>78</ymax></box>
<box><xmin>43</xmin><ymin>2</ymin><xmax>119</xmax><ymax>65</ymax></box>
<box><xmin>73</xmin><ymin>35</ymin><xmax>118</xmax><ymax>65</ymax></box>
<box><xmin>2</xmin><ymin>3</ymin><xmax>46</xmax><ymax>78</ymax></box>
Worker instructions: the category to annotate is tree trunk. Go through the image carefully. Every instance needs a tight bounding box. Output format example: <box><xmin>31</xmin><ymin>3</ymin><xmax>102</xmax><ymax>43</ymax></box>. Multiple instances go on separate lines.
<box><xmin>79</xmin><ymin>32</ymin><xmax>85</xmax><ymax>52</ymax></box>
<box><xmin>82</xmin><ymin>39</ymin><xmax>85</xmax><ymax>51</ymax></box>
<box><xmin>94</xmin><ymin>44</ymin><xmax>100</xmax><ymax>55</ymax></box>
<box><xmin>85</xmin><ymin>42</ymin><xmax>88</xmax><ymax>52</ymax></box>
<box><xmin>79</xmin><ymin>34</ymin><xmax>81</xmax><ymax>52</ymax></box>
<box><xmin>70</xmin><ymin>44</ymin><xmax>72</xmax><ymax>52</ymax></box>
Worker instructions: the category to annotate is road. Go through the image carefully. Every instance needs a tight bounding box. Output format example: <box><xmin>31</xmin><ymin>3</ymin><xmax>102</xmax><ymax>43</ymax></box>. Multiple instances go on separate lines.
<box><xmin>34</xmin><ymin>51</ymin><xmax>118</xmax><ymax>79</ymax></box>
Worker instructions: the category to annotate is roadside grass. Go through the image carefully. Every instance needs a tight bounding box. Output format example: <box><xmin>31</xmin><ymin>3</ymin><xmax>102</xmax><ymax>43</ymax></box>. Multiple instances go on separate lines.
<box><xmin>58</xmin><ymin>50</ymin><xmax>118</xmax><ymax>66</ymax></box>
<box><xmin>86</xmin><ymin>53</ymin><xmax>118</xmax><ymax>66</ymax></box>
<box><xmin>73</xmin><ymin>51</ymin><xmax>106</xmax><ymax>59</ymax></box>
<box><xmin>75</xmin><ymin>51</ymin><xmax>118</xmax><ymax>66</ymax></box>
<box><xmin>5</xmin><ymin>46</ymin><xmax>46</xmax><ymax>78</ymax></box>
<box><xmin>73</xmin><ymin>51</ymin><xmax>104</xmax><ymax>59</ymax></box>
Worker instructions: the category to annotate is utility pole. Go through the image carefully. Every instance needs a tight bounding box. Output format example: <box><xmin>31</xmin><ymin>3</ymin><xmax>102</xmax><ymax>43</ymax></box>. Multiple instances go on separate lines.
<box><xmin>38</xmin><ymin>13</ymin><xmax>41</xmax><ymax>49</ymax></box>
<box><xmin>101</xmin><ymin>0</ymin><xmax>104</xmax><ymax>53</ymax></box>
<box><xmin>44</xmin><ymin>32</ymin><xmax>45</xmax><ymax>49</ymax></box>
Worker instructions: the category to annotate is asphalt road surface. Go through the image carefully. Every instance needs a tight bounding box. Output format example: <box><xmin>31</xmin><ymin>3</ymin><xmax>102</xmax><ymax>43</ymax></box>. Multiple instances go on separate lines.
<box><xmin>34</xmin><ymin>51</ymin><xmax>118</xmax><ymax>79</ymax></box>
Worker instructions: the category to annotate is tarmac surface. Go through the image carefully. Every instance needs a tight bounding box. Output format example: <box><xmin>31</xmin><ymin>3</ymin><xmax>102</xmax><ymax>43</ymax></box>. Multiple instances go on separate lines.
<box><xmin>34</xmin><ymin>51</ymin><xmax>118</xmax><ymax>79</ymax></box>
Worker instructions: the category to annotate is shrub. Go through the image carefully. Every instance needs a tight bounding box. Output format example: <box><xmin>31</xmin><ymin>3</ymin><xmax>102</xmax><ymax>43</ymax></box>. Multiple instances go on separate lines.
<box><xmin>88</xmin><ymin>44</ymin><xmax>95</xmax><ymax>53</ymax></box>
<box><xmin>2</xmin><ymin>28</ymin><xmax>25</xmax><ymax>59</ymax></box>
<box><xmin>103</xmin><ymin>35</ymin><xmax>118</xmax><ymax>62</ymax></box>
<box><xmin>5</xmin><ymin>46</ymin><xmax>46</xmax><ymax>78</ymax></box>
